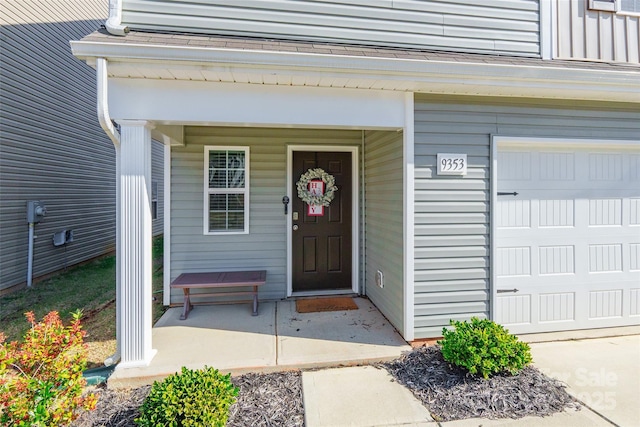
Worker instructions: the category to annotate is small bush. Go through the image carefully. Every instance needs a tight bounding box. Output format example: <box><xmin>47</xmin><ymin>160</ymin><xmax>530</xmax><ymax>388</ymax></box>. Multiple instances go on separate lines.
<box><xmin>0</xmin><ymin>311</ymin><xmax>97</xmax><ymax>426</ymax></box>
<box><xmin>136</xmin><ymin>366</ymin><xmax>239</xmax><ymax>427</ymax></box>
<box><xmin>438</xmin><ymin>317</ymin><xmax>532</xmax><ymax>379</ymax></box>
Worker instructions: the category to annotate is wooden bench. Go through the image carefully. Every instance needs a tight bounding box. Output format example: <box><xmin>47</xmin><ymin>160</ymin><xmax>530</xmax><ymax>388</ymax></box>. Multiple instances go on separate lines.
<box><xmin>170</xmin><ymin>270</ymin><xmax>267</xmax><ymax>320</ymax></box>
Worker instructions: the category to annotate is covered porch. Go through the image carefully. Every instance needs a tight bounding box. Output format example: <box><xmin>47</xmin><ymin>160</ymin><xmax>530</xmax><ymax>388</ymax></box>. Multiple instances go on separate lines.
<box><xmin>108</xmin><ymin>297</ymin><xmax>411</xmax><ymax>387</ymax></box>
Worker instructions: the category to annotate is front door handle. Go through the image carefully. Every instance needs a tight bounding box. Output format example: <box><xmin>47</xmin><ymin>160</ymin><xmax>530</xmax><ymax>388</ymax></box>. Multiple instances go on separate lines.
<box><xmin>292</xmin><ymin>225</ymin><xmax>298</xmax><ymax>231</ymax></box>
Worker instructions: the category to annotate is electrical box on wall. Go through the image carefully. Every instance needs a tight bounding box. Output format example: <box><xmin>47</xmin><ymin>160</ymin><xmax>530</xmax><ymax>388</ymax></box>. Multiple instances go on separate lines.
<box><xmin>53</xmin><ymin>229</ymin><xmax>74</xmax><ymax>246</ymax></box>
<box><xmin>53</xmin><ymin>231</ymin><xmax>66</xmax><ymax>246</ymax></box>
<box><xmin>26</xmin><ymin>201</ymin><xmax>46</xmax><ymax>223</ymax></box>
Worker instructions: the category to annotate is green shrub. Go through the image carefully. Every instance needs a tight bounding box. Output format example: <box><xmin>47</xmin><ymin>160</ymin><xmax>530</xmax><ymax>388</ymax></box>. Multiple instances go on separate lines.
<box><xmin>136</xmin><ymin>366</ymin><xmax>239</xmax><ymax>427</ymax></box>
<box><xmin>438</xmin><ymin>317</ymin><xmax>532</xmax><ymax>379</ymax></box>
<box><xmin>0</xmin><ymin>311</ymin><xmax>97</xmax><ymax>427</ymax></box>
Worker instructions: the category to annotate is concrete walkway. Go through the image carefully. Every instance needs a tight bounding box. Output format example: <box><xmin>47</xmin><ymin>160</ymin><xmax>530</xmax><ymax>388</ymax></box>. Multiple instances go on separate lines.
<box><xmin>301</xmin><ymin>334</ymin><xmax>640</xmax><ymax>427</ymax></box>
<box><xmin>108</xmin><ymin>301</ymin><xmax>639</xmax><ymax>426</ymax></box>
<box><xmin>109</xmin><ymin>297</ymin><xmax>411</xmax><ymax>387</ymax></box>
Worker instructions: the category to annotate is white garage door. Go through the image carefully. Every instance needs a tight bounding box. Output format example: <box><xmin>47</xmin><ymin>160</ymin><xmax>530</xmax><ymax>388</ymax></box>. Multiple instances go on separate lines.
<box><xmin>495</xmin><ymin>141</ymin><xmax>640</xmax><ymax>334</ymax></box>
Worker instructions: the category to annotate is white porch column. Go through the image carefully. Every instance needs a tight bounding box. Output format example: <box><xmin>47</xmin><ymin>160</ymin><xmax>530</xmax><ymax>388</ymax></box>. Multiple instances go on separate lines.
<box><xmin>116</xmin><ymin>120</ymin><xmax>156</xmax><ymax>368</ymax></box>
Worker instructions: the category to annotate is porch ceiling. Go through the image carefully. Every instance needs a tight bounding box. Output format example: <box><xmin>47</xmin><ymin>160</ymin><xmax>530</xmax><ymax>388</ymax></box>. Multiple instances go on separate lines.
<box><xmin>71</xmin><ymin>30</ymin><xmax>640</xmax><ymax>104</ymax></box>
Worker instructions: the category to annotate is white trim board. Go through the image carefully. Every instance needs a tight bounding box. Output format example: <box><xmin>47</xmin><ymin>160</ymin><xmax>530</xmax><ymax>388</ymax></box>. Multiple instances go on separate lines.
<box><xmin>286</xmin><ymin>145</ymin><xmax>360</xmax><ymax>297</ymax></box>
<box><xmin>163</xmin><ymin>143</ymin><xmax>171</xmax><ymax>306</ymax></box>
<box><xmin>109</xmin><ymin>79</ymin><xmax>406</xmax><ymax>129</ymax></box>
<box><xmin>403</xmin><ymin>93</ymin><xmax>415</xmax><ymax>341</ymax></box>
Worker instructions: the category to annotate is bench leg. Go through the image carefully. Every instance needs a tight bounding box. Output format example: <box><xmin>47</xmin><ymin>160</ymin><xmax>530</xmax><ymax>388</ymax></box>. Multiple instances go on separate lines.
<box><xmin>252</xmin><ymin>285</ymin><xmax>258</xmax><ymax>316</ymax></box>
<box><xmin>180</xmin><ymin>289</ymin><xmax>192</xmax><ymax>320</ymax></box>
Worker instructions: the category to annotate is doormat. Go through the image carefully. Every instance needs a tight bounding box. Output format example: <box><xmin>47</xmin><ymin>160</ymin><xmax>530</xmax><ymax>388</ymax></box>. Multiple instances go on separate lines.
<box><xmin>296</xmin><ymin>297</ymin><xmax>358</xmax><ymax>313</ymax></box>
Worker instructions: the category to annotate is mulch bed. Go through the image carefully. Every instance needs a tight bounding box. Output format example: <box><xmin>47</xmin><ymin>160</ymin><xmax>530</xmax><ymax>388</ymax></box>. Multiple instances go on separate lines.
<box><xmin>382</xmin><ymin>345</ymin><xmax>581</xmax><ymax>422</ymax></box>
<box><xmin>73</xmin><ymin>346</ymin><xmax>580</xmax><ymax>426</ymax></box>
<box><xmin>228</xmin><ymin>371</ymin><xmax>304</xmax><ymax>427</ymax></box>
<box><xmin>72</xmin><ymin>371</ymin><xmax>304</xmax><ymax>427</ymax></box>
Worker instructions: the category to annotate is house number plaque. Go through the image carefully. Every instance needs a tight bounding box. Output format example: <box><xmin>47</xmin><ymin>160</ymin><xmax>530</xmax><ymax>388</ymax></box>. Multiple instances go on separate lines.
<box><xmin>437</xmin><ymin>153</ymin><xmax>467</xmax><ymax>176</ymax></box>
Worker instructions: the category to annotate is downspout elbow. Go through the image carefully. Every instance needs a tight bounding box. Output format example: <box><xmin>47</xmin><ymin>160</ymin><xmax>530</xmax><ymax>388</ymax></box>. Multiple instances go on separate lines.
<box><xmin>105</xmin><ymin>0</ymin><xmax>129</xmax><ymax>36</ymax></box>
<box><xmin>96</xmin><ymin>58</ymin><xmax>120</xmax><ymax>148</ymax></box>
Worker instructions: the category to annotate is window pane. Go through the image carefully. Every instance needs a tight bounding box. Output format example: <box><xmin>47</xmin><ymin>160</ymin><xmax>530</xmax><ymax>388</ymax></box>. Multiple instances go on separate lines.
<box><xmin>209</xmin><ymin>212</ymin><xmax>227</xmax><ymax>231</ymax></box>
<box><xmin>210</xmin><ymin>194</ymin><xmax>227</xmax><ymax>211</ymax></box>
<box><xmin>228</xmin><ymin>170</ymin><xmax>245</xmax><ymax>188</ymax></box>
<box><xmin>210</xmin><ymin>151</ymin><xmax>226</xmax><ymax>168</ymax></box>
<box><xmin>209</xmin><ymin>168</ymin><xmax>226</xmax><ymax>189</ymax></box>
<box><xmin>227</xmin><ymin>151</ymin><xmax>245</xmax><ymax>169</ymax></box>
<box><xmin>228</xmin><ymin>194</ymin><xmax>244</xmax><ymax>210</ymax></box>
<box><xmin>228</xmin><ymin>212</ymin><xmax>245</xmax><ymax>230</ymax></box>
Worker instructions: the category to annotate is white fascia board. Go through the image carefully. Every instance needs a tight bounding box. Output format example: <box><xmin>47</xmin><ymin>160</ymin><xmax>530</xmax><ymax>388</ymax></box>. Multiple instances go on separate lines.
<box><xmin>71</xmin><ymin>40</ymin><xmax>640</xmax><ymax>103</ymax></box>
<box><xmin>108</xmin><ymin>79</ymin><xmax>406</xmax><ymax>128</ymax></box>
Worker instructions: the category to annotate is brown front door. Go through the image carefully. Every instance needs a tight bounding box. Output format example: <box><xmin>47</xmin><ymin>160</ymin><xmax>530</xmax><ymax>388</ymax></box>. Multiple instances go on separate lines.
<box><xmin>292</xmin><ymin>151</ymin><xmax>352</xmax><ymax>292</ymax></box>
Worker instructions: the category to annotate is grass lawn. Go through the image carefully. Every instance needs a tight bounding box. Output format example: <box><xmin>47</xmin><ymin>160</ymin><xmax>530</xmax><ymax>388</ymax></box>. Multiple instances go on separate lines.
<box><xmin>0</xmin><ymin>236</ymin><xmax>166</xmax><ymax>368</ymax></box>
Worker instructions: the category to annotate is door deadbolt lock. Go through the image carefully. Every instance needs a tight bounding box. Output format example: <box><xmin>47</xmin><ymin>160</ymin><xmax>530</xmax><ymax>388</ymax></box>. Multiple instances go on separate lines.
<box><xmin>292</xmin><ymin>225</ymin><xmax>299</xmax><ymax>231</ymax></box>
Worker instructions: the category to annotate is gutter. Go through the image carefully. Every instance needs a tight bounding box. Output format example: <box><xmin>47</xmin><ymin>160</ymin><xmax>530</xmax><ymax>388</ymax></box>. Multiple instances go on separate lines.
<box><xmin>96</xmin><ymin>57</ymin><xmax>121</xmax><ymax>367</ymax></box>
<box><xmin>105</xmin><ymin>0</ymin><xmax>129</xmax><ymax>36</ymax></box>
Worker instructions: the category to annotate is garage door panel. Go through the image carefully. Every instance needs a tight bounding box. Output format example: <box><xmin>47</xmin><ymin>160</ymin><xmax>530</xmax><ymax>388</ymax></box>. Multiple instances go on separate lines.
<box><xmin>630</xmin><ymin>199</ymin><xmax>640</xmax><ymax>225</ymax></box>
<box><xmin>539</xmin><ymin>292</ymin><xmax>575</xmax><ymax>323</ymax></box>
<box><xmin>496</xmin><ymin>142</ymin><xmax>640</xmax><ymax>334</ymax></box>
<box><xmin>631</xmin><ymin>244</ymin><xmax>640</xmax><ymax>271</ymax></box>
<box><xmin>630</xmin><ymin>289</ymin><xmax>640</xmax><ymax>316</ymax></box>
<box><xmin>588</xmin><ymin>290</ymin><xmax>623</xmax><ymax>319</ymax></box>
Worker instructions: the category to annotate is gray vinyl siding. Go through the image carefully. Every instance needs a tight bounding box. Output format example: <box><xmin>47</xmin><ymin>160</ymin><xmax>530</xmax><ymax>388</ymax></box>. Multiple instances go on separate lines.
<box><xmin>151</xmin><ymin>140</ymin><xmax>164</xmax><ymax>237</ymax></box>
<box><xmin>413</xmin><ymin>95</ymin><xmax>640</xmax><ymax>339</ymax></box>
<box><xmin>122</xmin><ymin>0</ymin><xmax>540</xmax><ymax>56</ymax></box>
<box><xmin>0</xmin><ymin>0</ymin><xmax>165</xmax><ymax>292</ymax></box>
<box><xmin>170</xmin><ymin>127</ymin><xmax>361</xmax><ymax>303</ymax></box>
<box><xmin>556</xmin><ymin>0</ymin><xmax>640</xmax><ymax>63</ymax></box>
<box><xmin>0</xmin><ymin>0</ymin><xmax>115</xmax><ymax>292</ymax></box>
<box><xmin>363</xmin><ymin>130</ymin><xmax>404</xmax><ymax>336</ymax></box>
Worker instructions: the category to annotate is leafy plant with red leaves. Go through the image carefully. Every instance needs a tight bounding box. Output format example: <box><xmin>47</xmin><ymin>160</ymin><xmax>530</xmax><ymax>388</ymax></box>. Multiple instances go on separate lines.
<box><xmin>0</xmin><ymin>311</ymin><xmax>97</xmax><ymax>426</ymax></box>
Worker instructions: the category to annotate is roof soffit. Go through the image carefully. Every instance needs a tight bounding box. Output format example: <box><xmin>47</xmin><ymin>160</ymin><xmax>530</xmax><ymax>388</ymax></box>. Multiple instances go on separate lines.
<box><xmin>71</xmin><ymin>34</ymin><xmax>640</xmax><ymax>104</ymax></box>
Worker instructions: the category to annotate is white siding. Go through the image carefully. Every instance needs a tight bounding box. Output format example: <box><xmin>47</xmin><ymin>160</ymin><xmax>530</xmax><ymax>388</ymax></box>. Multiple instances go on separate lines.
<box><xmin>556</xmin><ymin>0</ymin><xmax>640</xmax><ymax>63</ymax></box>
<box><xmin>413</xmin><ymin>95</ymin><xmax>640</xmax><ymax>338</ymax></box>
<box><xmin>122</xmin><ymin>0</ymin><xmax>540</xmax><ymax>56</ymax></box>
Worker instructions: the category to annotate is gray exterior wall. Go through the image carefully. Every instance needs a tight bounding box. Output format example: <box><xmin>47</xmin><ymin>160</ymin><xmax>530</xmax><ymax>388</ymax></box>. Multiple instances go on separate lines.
<box><xmin>170</xmin><ymin>126</ymin><xmax>362</xmax><ymax>303</ymax></box>
<box><xmin>122</xmin><ymin>0</ymin><xmax>540</xmax><ymax>56</ymax></box>
<box><xmin>363</xmin><ymin>130</ymin><xmax>405</xmax><ymax>335</ymax></box>
<box><xmin>556</xmin><ymin>0</ymin><xmax>640</xmax><ymax>63</ymax></box>
<box><xmin>413</xmin><ymin>95</ymin><xmax>640</xmax><ymax>338</ymax></box>
<box><xmin>0</xmin><ymin>0</ymin><xmax>164</xmax><ymax>292</ymax></box>
<box><xmin>151</xmin><ymin>140</ymin><xmax>164</xmax><ymax>237</ymax></box>
<box><xmin>0</xmin><ymin>0</ymin><xmax>115</xmax><ymax>292</ymax></box>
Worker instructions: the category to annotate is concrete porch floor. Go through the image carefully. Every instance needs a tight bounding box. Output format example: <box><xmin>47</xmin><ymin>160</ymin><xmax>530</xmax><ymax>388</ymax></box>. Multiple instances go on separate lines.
<box><xmin>108</xmin><ymin>297</ymin><xmax>411</xmax><ymax>387</ymax></box>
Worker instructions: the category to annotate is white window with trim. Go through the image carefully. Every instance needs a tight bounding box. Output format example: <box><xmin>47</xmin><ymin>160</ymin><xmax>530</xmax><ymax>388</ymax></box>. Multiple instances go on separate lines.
<box><xmin>204</xmin><ymin>146</ymin><xmax>249</xmax><ymax>234</ymax></box>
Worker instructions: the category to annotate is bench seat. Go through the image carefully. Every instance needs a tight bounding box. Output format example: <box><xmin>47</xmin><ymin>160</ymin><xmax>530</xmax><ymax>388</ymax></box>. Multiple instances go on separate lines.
<box><xmin>170</xmin><ymin>270</ymin><xmax>267</xmax><ymax>320</ymax></box>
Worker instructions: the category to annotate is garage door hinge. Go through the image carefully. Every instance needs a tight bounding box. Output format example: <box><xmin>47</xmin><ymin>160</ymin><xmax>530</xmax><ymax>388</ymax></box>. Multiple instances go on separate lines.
<box><xmin>497</xmin><ymin>192</ymin><xmax>518</xmax><ymax>196</ymax></box>
<box><xmin>497</xmin><ymin>288</ymin><xmax>519</xmax><ymax>293</ymax></box>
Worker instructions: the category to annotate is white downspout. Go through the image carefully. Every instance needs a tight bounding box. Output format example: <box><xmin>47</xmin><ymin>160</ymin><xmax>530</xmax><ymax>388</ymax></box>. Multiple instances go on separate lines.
<box><xmin>97</xmin><ymin>58</ymin><xmax>122</xmax><ymax>367</ymax></box>
<box><xmin>105</xmin><ymin>0</ymin><xmax>130</xmax><ymax>36</ymax></box>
